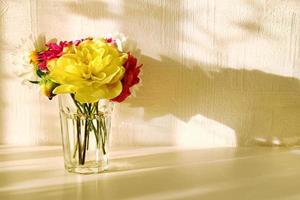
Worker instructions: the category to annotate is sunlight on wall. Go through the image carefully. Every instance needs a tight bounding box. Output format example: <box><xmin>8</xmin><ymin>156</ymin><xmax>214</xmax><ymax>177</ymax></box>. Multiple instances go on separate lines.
<box><xmin>176</xmin><ymin>115</ymin><xmax>236</xmax><ymax>149</ymax></box>
<box><xmin>181</xmin><ymin>0</ymin><xmax>300</xmax><ymax>77</ymax></box>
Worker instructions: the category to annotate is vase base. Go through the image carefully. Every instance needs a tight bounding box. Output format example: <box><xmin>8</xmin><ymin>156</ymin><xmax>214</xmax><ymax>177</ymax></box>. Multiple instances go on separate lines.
<box><xmin>65</xmin><ymin>161</ymin><xmax>108</xmax><ymax>174</ymax></box>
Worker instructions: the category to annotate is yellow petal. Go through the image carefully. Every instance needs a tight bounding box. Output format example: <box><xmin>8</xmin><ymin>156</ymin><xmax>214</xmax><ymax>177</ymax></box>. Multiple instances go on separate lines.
<box><xmin>47</xmin><ymin>59</ymin><xmax>57</xmax><ymax>71</ymax></box>
<box><xmin>53</xmin><ymin>85</ymin><xmax>76</xmax><ymax>94</ymax></box>
<box><xmin>91</xmin><ymin>73</ymin><xmax>106</xmax><ymax>82</ymax></box>
<box><xmin>110</xmin><ymin>66</ymin><xmax>125</xmax><ymax>84</ymax></box>
<box><xmin>102</xmin><ymin>55</ymin><xmax>113</xmax><ymax>66</ymax></box>
<box><xmin>75</xmin><ymin>86</ymin><xmax>106</xmax><ymax>103</ymax></box>
<box><xmin>101</xmin><ymin>66</ymin><xmax>121</xmax><ymax>84</ymax></box>
<box><xmin>104</xmin><ymin>81</ymin><xmax>123</xmax><ymax>99</ymax></box>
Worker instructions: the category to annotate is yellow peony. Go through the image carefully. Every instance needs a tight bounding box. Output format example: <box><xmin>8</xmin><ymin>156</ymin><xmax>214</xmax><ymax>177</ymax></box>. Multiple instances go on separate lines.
<box><xmin>47</xmin><ymin>39</ymin><xmax>128</xmax><ymax>103</ymax></box>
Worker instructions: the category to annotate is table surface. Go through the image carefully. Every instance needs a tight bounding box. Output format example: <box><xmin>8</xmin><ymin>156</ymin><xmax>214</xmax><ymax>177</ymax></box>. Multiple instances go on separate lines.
<box><xmin>0</xmin><ymin>146</ymin><xmax>300</xmax><ymax>200</ymax></box>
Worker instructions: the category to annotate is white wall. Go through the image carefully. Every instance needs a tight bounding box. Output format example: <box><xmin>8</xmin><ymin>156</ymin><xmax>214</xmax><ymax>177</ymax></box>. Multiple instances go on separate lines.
<box><xmin>1</xmin><ymin>0</ymin><xmax>300</xmax><ymax>147</ymax></box>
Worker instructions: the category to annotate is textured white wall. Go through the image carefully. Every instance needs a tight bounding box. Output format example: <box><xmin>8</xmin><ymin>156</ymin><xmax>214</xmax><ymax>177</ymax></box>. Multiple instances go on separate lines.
<box><xmin>1</xmin><ymin>0</ymin><xmax>300</xmax><ymax>147</ymax></box>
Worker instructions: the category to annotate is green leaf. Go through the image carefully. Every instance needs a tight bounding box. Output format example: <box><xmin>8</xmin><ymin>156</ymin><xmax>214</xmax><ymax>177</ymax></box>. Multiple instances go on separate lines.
<box><xmin>28</xmin><ymin>80</ymin><xmax>40</xmax><ymax>84</ymax></box>
<box><xmin>36</xmin><ymin>69</ymin><xmax>46</xmax><ymax>78</ymax></box>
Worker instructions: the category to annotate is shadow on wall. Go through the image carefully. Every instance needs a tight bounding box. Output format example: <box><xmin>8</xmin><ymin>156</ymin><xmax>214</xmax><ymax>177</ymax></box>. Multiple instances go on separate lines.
<box><xmin>64</xmin><ymin>0</ymin><xmax>300</xmax><ymax>146</ymax></box>
<box><xmin>126</xmin><ymin>55</ymin><xmax>300</xmax><ymax>146</ymax></box>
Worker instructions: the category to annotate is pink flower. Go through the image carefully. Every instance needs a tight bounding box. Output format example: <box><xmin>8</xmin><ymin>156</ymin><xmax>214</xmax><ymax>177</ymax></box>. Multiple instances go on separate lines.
<box><xmin>37</xmin><ymin>38</ymin><xmax>86</xmax><ymax>71</ymax></box>
<box><xmin>112</xmin><ymin>53</ymin><xmax>142</xmax><ymax>102</ymax></box>
<box><xmin>37</xmin><ymin>41</ymin><xmax>71</xmax><ymax>71</ymax></box>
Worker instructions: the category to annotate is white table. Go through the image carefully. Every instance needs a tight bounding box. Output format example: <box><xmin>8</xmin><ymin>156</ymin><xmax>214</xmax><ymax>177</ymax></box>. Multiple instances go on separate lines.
<box><xmin>0</xmin><ymin>146</ymin><xmax>300</xmax><ymax>200</ymax></box>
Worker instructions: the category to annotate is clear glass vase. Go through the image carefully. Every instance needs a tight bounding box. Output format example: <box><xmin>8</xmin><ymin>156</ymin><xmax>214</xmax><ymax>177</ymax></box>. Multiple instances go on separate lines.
<box><xmin>58</xmin><ymin>94</ymin><xmax>113</xmax><ymax>174</ymax></box>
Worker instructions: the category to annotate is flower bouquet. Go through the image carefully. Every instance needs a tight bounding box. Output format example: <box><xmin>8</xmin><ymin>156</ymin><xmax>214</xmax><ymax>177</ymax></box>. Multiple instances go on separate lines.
<box><xmin>19</xmin><ymin>34</ymin><xmax>142</xmax><ymax>174</ymax></box>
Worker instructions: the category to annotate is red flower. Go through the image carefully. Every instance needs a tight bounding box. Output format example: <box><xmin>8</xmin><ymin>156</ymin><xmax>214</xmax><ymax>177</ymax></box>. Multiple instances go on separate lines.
<box><xmin>112</xmin><ymin>53</ymin><xmax>142</xmax><ymax>102</ymax></box>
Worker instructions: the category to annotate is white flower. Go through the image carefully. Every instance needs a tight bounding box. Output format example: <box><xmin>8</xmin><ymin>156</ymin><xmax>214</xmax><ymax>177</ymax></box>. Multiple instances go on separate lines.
<box><xmin>107</xmin><ymin>33</ymin><xmax>141</xmax><ymax>60</ymax></box>
<box><xmin>12</xmin><ymin>34</ymin><xmax>47</xmax><ymax>85</ymax></box>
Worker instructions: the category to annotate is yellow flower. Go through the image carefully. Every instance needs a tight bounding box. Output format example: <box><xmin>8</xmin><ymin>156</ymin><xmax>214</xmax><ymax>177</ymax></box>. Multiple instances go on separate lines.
<box><xmin>47</xmin><ymin>39</ymin><xmax>127</xmax><ymax>103</ymax></box>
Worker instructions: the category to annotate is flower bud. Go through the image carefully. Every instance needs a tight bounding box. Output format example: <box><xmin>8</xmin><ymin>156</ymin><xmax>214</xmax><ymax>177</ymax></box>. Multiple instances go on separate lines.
<box><xmin>39</xmin><ymin>78</ymin><xmax>58</xmax><ymax>100</ymax></box>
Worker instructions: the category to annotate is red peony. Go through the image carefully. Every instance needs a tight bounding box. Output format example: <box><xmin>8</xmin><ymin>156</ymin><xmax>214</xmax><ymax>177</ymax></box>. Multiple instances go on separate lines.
<box><xmin>112</xmin><ymin>53</ymin><xmax>142</xmax><ymax>102</ymax></box>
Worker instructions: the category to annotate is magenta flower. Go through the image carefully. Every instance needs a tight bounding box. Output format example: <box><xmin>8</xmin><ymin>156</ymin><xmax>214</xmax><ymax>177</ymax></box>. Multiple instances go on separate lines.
<box><xmin>38</xmin><ymin>41</ymin><xmax>71</xmax><ymax>71</ymax></box>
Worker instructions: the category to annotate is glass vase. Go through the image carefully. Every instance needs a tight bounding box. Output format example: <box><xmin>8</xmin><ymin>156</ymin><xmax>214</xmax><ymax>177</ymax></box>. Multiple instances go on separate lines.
<box><xmin>58</xmin><ymin>94</ymin><xmax>113</xmax><ymax>174</ymax></box>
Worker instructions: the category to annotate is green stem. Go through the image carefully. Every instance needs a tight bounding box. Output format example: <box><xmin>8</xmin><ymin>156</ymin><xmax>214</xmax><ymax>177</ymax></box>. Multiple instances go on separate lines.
<box><xmin>85</xmin><ymin>104</ymin><xmax>91</xmax><ymax>151</ymax></box>
<box><xmin>71</xmin><ymin>94</ymin><xmax>84</xmax><ymax>113</ymax></box>
<box><xmin>81</xmin><ymin>117</ymin><xmax>89</xmax><ymax>165</ymax></box>
<box><xmin>101</xmin><ymin>116</ymin><xmax>108</xmax><ymax>145</ymax></box>
<box><xmin>95</xmin><ymin>103</ymin><xmax>107</xmax><ymax>155</ymax></box>
<box><xmin>72</xmin><ymin>142</ymin><xmax>78</xmax><ymax>159</ymax></box>
<box><xmin>70</xmin><ymin>95</ymin><xmax>107</xmax><ymax>165</ymax></box>
<box><xmin>76</xmin><ymin>116</ymin><xmax>82</xmax><ymax>164</ymax></box>
<box><xmin>86</xmin><ymin>127</ymin><xmax>90</xmax><ymax>151</ymax></box>
<box><xmin>71</xmin><ymin>95</ymin><xmax>83</xmax><ymax>162</ymax></box>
